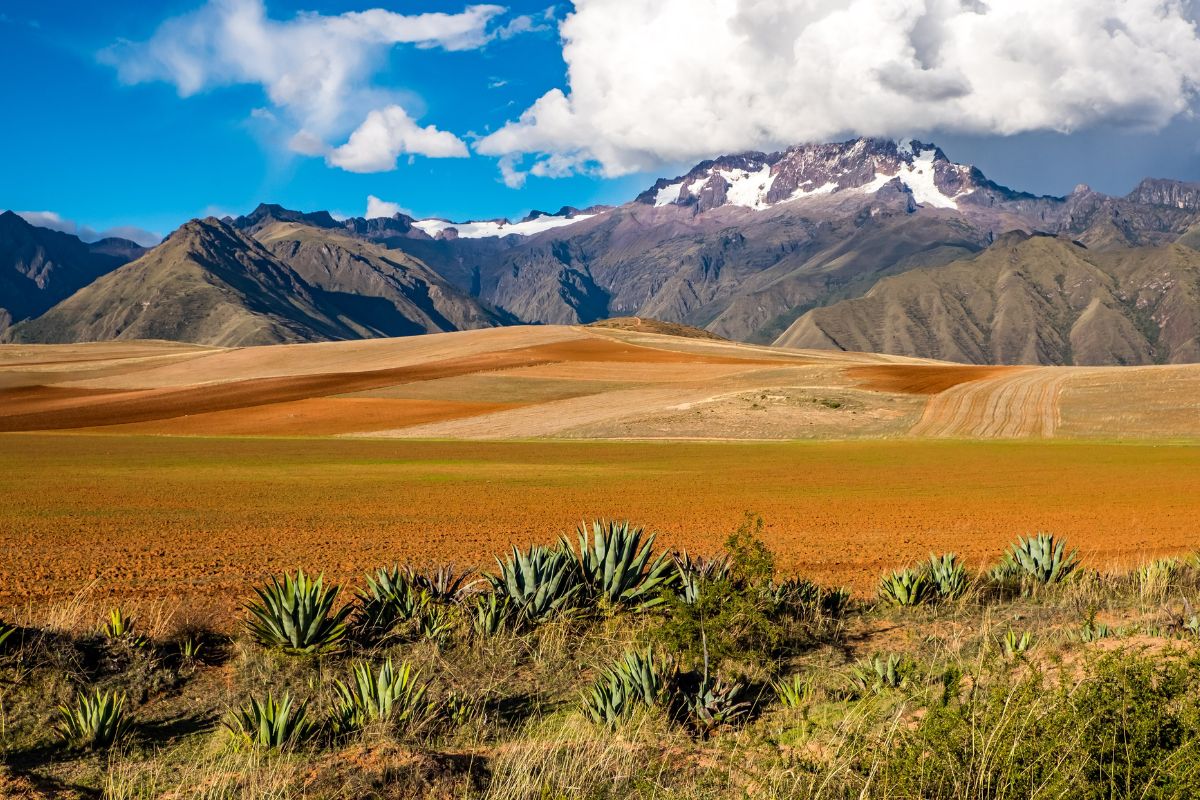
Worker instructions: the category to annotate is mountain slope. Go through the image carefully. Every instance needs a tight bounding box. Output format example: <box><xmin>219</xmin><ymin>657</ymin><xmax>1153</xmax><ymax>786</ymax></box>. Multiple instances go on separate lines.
<box><xmin>252</xmin><ymin>221</ymin><xmax>511</xmax><ymax>335</ymax></box>
<box><xmin>775</xmin><ymin>232</ymin><xmax>1200</xmax><ymax>365</ymax></box>
<box><xmin>0</xmin><ymin>211</ymin><xmax>143</xmax><ymax>333</ymax></box>
<box><xmin>5</xmin><ymin>218</ymin><xmax>364</xmax><ymax>346</ymax></box>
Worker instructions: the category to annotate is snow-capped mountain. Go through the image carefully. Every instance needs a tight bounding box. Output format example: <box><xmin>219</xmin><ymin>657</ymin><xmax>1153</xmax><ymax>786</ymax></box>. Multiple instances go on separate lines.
<box><xmin>636</xmin><ymin>138</ymin><xmax>1027</xmax><ymax>213</ymax></box>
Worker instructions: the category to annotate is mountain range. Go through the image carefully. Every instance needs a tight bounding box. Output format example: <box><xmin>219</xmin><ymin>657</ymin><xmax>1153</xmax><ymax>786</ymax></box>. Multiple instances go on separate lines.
<box><xmin>5</xmin><ymin>137</ymin><xmax>1200</xmax><ymax>365</ymax></box>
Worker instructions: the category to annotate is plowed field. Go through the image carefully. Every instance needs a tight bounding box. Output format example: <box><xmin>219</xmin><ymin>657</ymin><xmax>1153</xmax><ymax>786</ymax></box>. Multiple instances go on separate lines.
<box><xmin>2</xmin><ymin>434</ymin><xmax>1197</xmax><ymax>623</ymax></box>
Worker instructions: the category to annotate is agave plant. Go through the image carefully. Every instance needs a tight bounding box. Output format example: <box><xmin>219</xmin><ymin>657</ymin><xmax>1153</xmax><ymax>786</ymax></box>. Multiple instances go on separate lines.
<box><xmin>416</xmin><ymin>602</ymin><xmax>456</xmax><ymax>642</ymax></box>
<box><xmin>685</xmin><ymin>677</ymin><xmax>748</xmax><ymax>738</ymax></box>
<box><xmin>997</xmin><ymin>533</ymin><xmax>1078</xmax><ymax>586</ymax></box>
<box><xmin>564</xmin><ymin>520</ymin><xmax>675</xmax><ymax>612</ymax></box>
<box><xmin>1001</xmin><ymin>629</ymin><xmax>1034</xmax><ymax>658</ymax></box>
<box><xmin>406</xmin><ymin>565</ymin><xmax>479</xmax><ymax>603</ymax></box>
<box><xmin>926</xmin><ymin>553</ymin><xmax>968</xmax><ymax>600</ymax></box>
<box><xmin>490</xmin><ymin>544</ymin><xmax>581</xmax><ymax>623</ymax></box>
<box><xmin>773</xmin><ymin>673</ymin><xmax>815</xmax><ymax>708</ymax></box>
<box><xmin>102</xmin><ymin>607</ymin><xmax>148</xmax><ymax>648</ymax></box>
<box><xmin>353</xmin><ymin>565</ymin><xmax>424</xmax><ymax>642</ymax></box>
<box><xmin>244</xmin><ymin>570</ymin><xmax>350</xmax><ymax>653</ymax></box>
<box><xmin>470</xmin><ymin>592</ymin><xmax>512</xmax><ymax>637</ymax></box>
<box><xmin>672</xmin><ymin>552</ymin><xmax>731</xmax><ymax>605</ymax></box>
<box><xmin>878</xmin><ymin>568</ymin><xmax>932</xmax><ymax>607</ymax></box>
<box><xmin>330</xmin><ymin>659</ymin><xmax>432</xmax><ymax>736</ymax></box>
<box><xmin>581</xmin><ymin>649</ymin><xmax>665</xmax><ymax>728</ymax></box>
<box><xmin>57</xmin><ymin>689</ymin><xmax>132</xmax><ymax>750</ymax></box>
<box><xmin>0</xmin><ymin>621</ymin><xmax>15</xmax><ymax>653</ymax></box>
<box><xmin>849</xmin><ymin>654</ymin><xmax>913</xmax><ymax>695</ymax></box>
<box><xmin>443</xmin><ymin>690</ymin><xmax>481</xmax><ymax>727</ymax></box>
<box><xmin>1136</xmin><ymin>558</ymin><xmax>1179</xmax><ymax>601</ymax></box>
<box><xmin>225</xmin><ymin>692</ymin><xmax>315</xmax><ymax>750</ymax></box>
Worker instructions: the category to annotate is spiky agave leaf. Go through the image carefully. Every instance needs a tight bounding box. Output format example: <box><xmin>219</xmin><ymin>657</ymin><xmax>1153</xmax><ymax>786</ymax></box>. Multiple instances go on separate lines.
<box><xmin>849</xmin><ymin>654</ymin><xmax>913</xmax><ymax>695</ymax></box>
<box><xmin>672</xmin><ymin>551</ymin><xmax>731</xmax><ymax>605</ymax></box>
<box><xmin>224</xmin><ymin>692</ymin><xmax>315</xmax><ymax>750</ymax></box>
<box><xmin>406</xmin><ymin>564</ymin><xmax>480</xmax><ymax>603</ymax></box>
<box><xmin>685</xmin><ymin>677</ymin><xmax>748</xmax><ymax>738</ymax></box>
<box><xmin>352</xmin><ymin>565</ymin><xmax>424</xmax><ymax>642</ymax></box>
<box><xmin>0</xmin><ymin>621</ymin><xmax>16</xmax><ymax>653</ymax></box>
<box><xmin>925</xmin><ymin>552</ymin><xmax>969</xmax><ymax>600</ymax></box>
<box><xmin>57</xmin><ymin>689</ymin><xmax>132</xmax><ymax>750</ymax></box>
<box><xmin>470</xmin><ymin>592</ymin><xmax>512</xmax><ymax>637</ymax></box>
<box><xmin>490</xmin><ymin>544</ymin><xmax>582</xmax><ymax>623</ymax></box>
<box><xmin>580</xmin><ymin>648</ymin><xmax>665</xmax><ymax>727</ymax></box>
<box><xmin>243</xmin><ymin>570</ymin><xmax>350</xmax><ymax>653</ymax></box>
<box><xmin>330</xmin><ymin>658</ymin><xmax>433</xmax><ymax>736</ymax></box>
<box><xmin>773</xmin><ymin>673</ymin><xmax>815</xmax><ymax>708</ymax></box>
<box><xmin>564</xmin><ymin>520</ymin><xmax>675</xmax><ymax>612</ymax></box>
<box><xmin>999</xmin><ymin>533</ymin><xmax>1078</xmax><ymax>586</ymax></box>
<box><xmin>878</xmin><ymin>568</ymin><xmax>932</xmax><ymax>607</ymax></box>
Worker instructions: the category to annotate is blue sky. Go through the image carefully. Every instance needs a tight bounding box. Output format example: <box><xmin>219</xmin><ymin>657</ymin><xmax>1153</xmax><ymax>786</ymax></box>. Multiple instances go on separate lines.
<box><xmin>4</xmin><ymin>0</ymin><xmax>1200</xmax><ymax>244</ymax></box>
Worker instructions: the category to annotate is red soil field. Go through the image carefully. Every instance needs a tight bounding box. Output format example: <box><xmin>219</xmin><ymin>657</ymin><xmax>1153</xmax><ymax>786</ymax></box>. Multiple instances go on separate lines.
<box><xmin>2</xmin><ymin>434</ymin><xmax>1197</xmax><ymax>626</ymax></box>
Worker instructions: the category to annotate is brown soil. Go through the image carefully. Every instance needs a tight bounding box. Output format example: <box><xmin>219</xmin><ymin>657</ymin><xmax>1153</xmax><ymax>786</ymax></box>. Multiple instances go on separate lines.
<box><xmin>91</xmin><ymin>398</ymin><xmax>521</xmax><ymax>436</ymax></box>
<box><xmin>846</xmin><ymin>364</ymin><xmax>1021</xmax><ymax>394</ymax></box>
<box><xmin>0</xmin><ymin>336</ymin><xmax>774</xmax><ymax>433</ymax></box>
<box><xmin>3</xmin><ymin>435</ymin><xmax>1197</xmax><ymax>624</ymax></box>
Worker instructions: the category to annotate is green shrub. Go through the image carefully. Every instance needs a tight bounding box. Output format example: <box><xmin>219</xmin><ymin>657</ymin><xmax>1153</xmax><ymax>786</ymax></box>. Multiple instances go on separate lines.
<box><xmin>330</xmin><ymin>658</ymin><xmax>433</xmax><ymax>736</ymax></box>
<box><xmin>102</xmin><ymin>607</ymin><xmax>148</xmax><ymax>648</ymax></box>
<box><xmin>244</xmin><ymin>570</ymin><xmax>350</xmax><ymax>654</ymax></box>
<box><xmin>564</xmin><ymin>520</ymin><xmax>674</xmax><ymax>612</ymax></box>
<box><xmin>57</xmin><ymin>689</ymin><xmax>132</xmax><ymax>750</ymax></box>
<box><xmin>225</xmin><ymin>692</ymin><xmax>315</xmax><ymax>750</ymax></box>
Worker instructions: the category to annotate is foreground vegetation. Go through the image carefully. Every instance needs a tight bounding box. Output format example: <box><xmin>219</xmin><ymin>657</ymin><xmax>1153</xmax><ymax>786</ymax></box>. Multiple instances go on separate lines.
<box><xmin>4</xmin><ymin>517</ymin><xmax>1200</xmax><ymax>798</ymax></box>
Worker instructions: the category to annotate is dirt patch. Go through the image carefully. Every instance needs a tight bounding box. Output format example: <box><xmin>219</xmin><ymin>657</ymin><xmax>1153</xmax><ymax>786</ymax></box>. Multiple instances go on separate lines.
<box><xmin>847</xmin><ymin>364</ymin><xmax>1021</xmax><ymax>394</ymax></box>
<box><xmin>91</xmin><ymin>398</ymin><xmax>520</xmax><ymax>436</ymax></box>
<box><xmin>588</xmin><ymin>317</ymin><xmax>728</xmax><ymax>341</ymax></box>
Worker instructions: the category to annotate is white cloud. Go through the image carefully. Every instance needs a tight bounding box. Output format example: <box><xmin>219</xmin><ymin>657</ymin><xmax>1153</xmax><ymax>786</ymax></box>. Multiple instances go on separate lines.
<box><xmin>15</xmin><ymin>211</ymin><xmax>162</xmax><ymax>247</ymax></box>
<box><xmin>102</xmin><ymin>0</ymin><xmax>510</xmax><ymax>165</ymax></box>
<box><xmin>365</xmin><ymin>195</ymin><xmax>412</xmax><ymax>219</ymax></box>
<box><xmin>328</xmin><ymin>105</ymin><xmax>469</xmax><ymax>172</ymax></box>
<box><xmin>477</xmin><ymin>0</ymin><xmax>1200</xmax><ymax>179</ymax></box>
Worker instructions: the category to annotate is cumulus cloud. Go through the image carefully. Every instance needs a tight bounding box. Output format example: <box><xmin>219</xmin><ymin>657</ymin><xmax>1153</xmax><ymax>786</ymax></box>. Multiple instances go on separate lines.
<box><xmin>477</xmin><ymin>0</ymin><xmax>1200</xmax><ymax>180</ymax></box>
<box><xmin>365</xmin><ymin>195</ymin><xmax>412</xmax><ymax>219</ymax></box>
<box><xmin>103</xmin><ymin>0</ymin><xmax>514</xmax><ymax>169</ymax></box>
<box><xmin>15</xmin><ymin>211</ymin><xmax>162</xmax><ymax>247</ymax></box>
<box><xmin>328</xmin><ymin>106</ymin><xmax>469</xmax><ymax>172</ymax></box>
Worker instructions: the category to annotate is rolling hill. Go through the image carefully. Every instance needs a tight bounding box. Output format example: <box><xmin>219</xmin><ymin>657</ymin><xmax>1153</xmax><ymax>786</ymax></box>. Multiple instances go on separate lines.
<box><xmin>4</xmin><ymin>216</ymin><xmax>506</xmax><ymax>346</ymax></box>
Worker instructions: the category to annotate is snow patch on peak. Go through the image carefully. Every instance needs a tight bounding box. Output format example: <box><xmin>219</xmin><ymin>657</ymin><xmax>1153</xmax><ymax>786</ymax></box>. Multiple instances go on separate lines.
<box><xmin>860</xmin><ymin>145</ymin><xmax>962</xmax><ymax>209</ymax></box>
<box><xmin>654</xmin><ymin>182</ymin><xmax>684</xmax><ymax>207</ymax></box>
<box><xmin>413</xmin><ymin>211</ymin><xmax>596</xmax><ymax>239</ymax></box>
<box><xmin>719</xmin><ymin>165</ymin><xmax>775</xmax><ymax>209</ymax></box>
<box><xmin>787</xmin><ymin>180</ymin><xmax>838</xmax><ymax>201</ymax></box>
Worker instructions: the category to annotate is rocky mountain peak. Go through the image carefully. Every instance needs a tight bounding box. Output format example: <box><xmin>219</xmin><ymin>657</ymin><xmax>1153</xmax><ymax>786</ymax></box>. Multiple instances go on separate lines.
<box><xmin>639</xmin><ymin>136</ymin><xmax>991</xmax><ymax>213</ymax></box>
